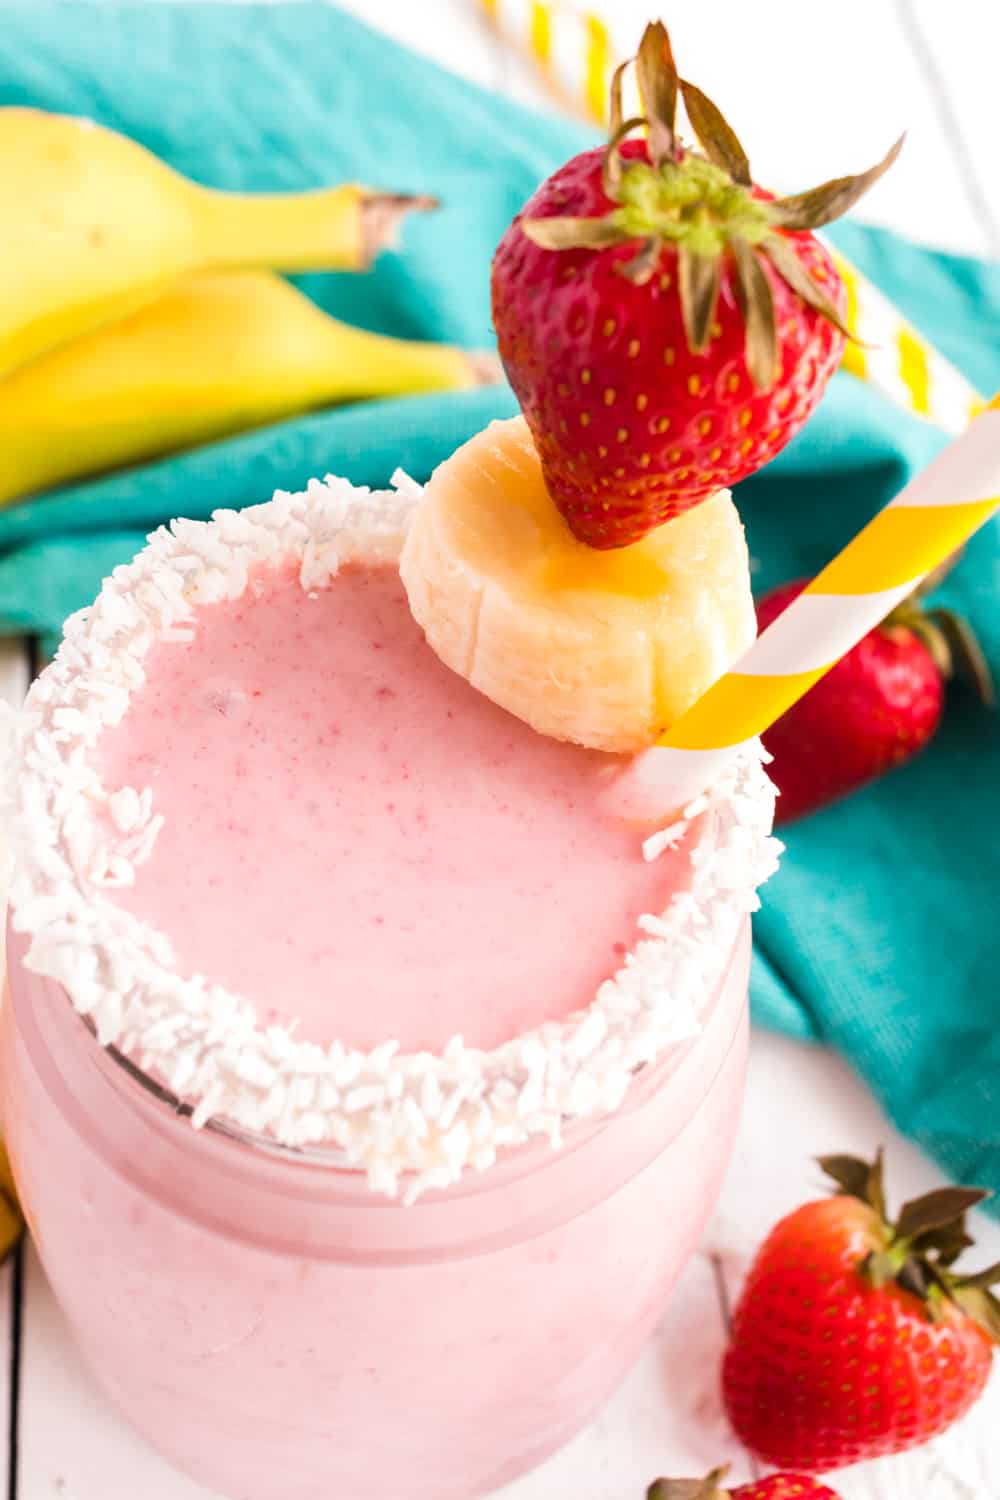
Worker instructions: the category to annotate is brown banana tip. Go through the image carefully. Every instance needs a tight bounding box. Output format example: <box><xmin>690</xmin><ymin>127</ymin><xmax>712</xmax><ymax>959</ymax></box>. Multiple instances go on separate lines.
<box><xmin>467</xmin><ymin>350</ymin><xmax>505</xmax><ymax>387</ymax></box>
<box><xmin>360</xmin><ymin>192</ymin><xmax>440</xmax><ymax>262</ymax></box>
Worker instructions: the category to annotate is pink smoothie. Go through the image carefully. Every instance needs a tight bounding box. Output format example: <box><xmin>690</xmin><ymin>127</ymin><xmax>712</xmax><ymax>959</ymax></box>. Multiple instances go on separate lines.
<box><xmin>4</xmin><ymin>489</ymin><xmax>774</xmax><ymax>1500</ymax></box>
<box><xmin>3</xmin><ymin>923</ymin><xmax>750</xmax><ymax>1500</ymax></box>
<box><xmin>95</xmin><ymin>558</ymin><xmax>687</xmax><ymax>1051</ymax></box>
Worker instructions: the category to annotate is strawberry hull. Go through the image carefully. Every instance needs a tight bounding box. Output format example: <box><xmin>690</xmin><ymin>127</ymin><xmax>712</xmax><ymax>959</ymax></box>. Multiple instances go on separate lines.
<box><xmin>491</xmin><ymin>142</ymin><xmax>846</xmax><ymax>549</ymax></box>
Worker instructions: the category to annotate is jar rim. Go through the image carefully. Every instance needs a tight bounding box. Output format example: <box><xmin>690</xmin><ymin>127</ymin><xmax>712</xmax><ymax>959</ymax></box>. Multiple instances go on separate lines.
<box><xmin>8</xmin><ymin>459</ymin><xmax>779</xmax><ymax>1200</ymax></box>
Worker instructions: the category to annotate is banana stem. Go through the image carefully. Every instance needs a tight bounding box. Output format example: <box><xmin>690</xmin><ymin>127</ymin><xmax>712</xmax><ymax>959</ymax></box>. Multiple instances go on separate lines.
<box><xmin>191</xmin><ymin>184</ymin><xmax>436</xmax><ymax>272</ymax></box>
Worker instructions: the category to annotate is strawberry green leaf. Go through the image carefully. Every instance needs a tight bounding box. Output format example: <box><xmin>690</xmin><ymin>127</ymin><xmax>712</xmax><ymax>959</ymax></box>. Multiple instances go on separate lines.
<box><xmin>636</xmin><ymin>21</ymin><xmax>678</xmax><ymax>166</ymax></box>
<box><xmin>823</xmin><ymin>1153</ymin><xmax>990</xmax><ymax>1315</ymax></box>
<box><xmin>766</xmin><ymin>134</ymin><xmax>905</xmax><ymax>230</ymax></box>
<box><xmin>819</xmin><ymin>1150</ymin><xmax>886</xmax><ymax>1216</ymax></box>
<box><xmin>618</xmin><ymin>235</ymin><xmax>664</xmax><ymax>285</ymax></box>
<box><xmin>954</xmin><ymin>1260</ymin><xmax>1000</xmax><ymax>1291</ymax></box>
<box><xmin>915</xmin><ymin>1220</ymin><xmax>975</xmax><ymax>1267</ymax></box>
<box><xmin>521</xmin><ymin>214</ymin><xmax>632</xmax><ymax>252</ymax></box>
<box><xmin>895</xmin><ymin>1187</ymin><xmax>990</xmax><ymax>1243</ymax></box>
<box><xmin>608</xmin><ymin>56</ymin><xmax>629</xmax><ymax>140</ymax></box>
<box><xmin>678</xmin><ymin>245</ymin><xmax>722</xmax><ymax>352</ymax></box>
<box><xmin>732</xmin><ymin>238</ymin><xmax>778</xmax><ymax>390</ymax></box>
<box><xmin>759</xmin><ymin>233</ymin><xmax>854</xmax><ymax>340</ymax></box>
<box><xmin>647</xmin><ymin>1483</ymin><xmax>705</xmax><ymax>1500</ymax></box>
<box><xmin>603</xmin><ymin>115</ymin><xmax>650</xmax><ymax>197</ymax></box>
<box><xmin>897</xmin><ymin>1257</ymin><xmax>932</xmax><ymax>1300</ymax></box>
<box><xmin>864</xmin><ymin>1249</ymin><xmax>900</xmax><ymax>1289</ymax></box>
<box><xmin>896</xmin><ymin>610</ymin><xmax>956</xmax><ymax>677</ymax></box>
<box><xmin>868</xmin><ymin>1147</ymin><xmax>888</xmax><ymax>1221</ymax></box>
<box><xmin>925</xmin><ymin>1288</ymin><xmax>951</xmax><ymax>1324</ymax></box>
<box><xmin>927</xmin><ymin>608</ymin><xmax>997</xmax><ymax>707</ymax></box>
<box><xmin>819</xmin><ymin>1153</ymin><xmax>874</xmax><ymax>1202</ymax></box>
<box><xmin>951</xmin><ymin>1284</ymin><xmax>1000</xmax><ymax>1345</ymax></box>
<box><xmin>647</xmin><ymin>1469</ymin><xmax>730</xmax><ymax>1500</ymax></box>
<box><xmin>679</xmin><ymin>78</ymin><xmax>751</xmax><ymax>187</ymax></box>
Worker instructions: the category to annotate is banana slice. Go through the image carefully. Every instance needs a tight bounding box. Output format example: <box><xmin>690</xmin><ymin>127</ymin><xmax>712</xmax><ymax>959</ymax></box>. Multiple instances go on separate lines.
<box><xmin>400</xmin><ymin>416</ymin><xmax>756</xmax><ymax>753</ymax></box>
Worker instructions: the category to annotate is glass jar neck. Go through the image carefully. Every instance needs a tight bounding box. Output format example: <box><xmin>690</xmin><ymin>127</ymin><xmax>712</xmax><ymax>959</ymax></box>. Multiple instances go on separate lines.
<box><xmin>5</xmin><ymin>919</ymin><xmax>749</xmax><ymax>1263</ymax></box>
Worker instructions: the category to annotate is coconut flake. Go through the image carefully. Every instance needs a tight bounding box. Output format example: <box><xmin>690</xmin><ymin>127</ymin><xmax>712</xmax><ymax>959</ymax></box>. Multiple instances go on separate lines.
<box><xmin>642</xmin><ymin>820</ymin><xmax>688</xmax><ymax>862</ymax></box>
<box><xmin>7</xmin><ymin>469</ymin><xmax>781</xmax><ymax>1199</ymax></box>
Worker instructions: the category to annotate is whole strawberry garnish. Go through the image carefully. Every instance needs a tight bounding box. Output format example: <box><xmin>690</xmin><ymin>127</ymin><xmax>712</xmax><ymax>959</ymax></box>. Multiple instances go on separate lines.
<box><xmin>722</xmin><ymin>1151</ymin><xmax>1000</xmax><ymax>1471</ymax></box>
<box><xmin>648</xmin><ymin>1467</ymin><xmax>842</xmax><ymax>1500</ymax></box>
<box><xmin>491</xmin><ymin>20</ymin><xmax>900</xmax><ymax>549</ymax></box>
<box><xmin>757</xmin><ymin>578</ymin><xmax>994</xmax><ymax>823</ymax></box>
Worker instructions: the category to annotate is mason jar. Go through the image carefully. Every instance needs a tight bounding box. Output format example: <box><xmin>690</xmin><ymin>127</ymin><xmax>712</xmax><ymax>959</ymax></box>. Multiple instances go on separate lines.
<box><xmin>1</xmin><ymin>918</ymin><xmax>750</xmax><ymax>1500</ymax></box>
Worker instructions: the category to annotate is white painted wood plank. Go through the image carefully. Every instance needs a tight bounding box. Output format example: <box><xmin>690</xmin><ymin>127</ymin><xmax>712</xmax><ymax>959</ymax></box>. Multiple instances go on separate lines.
<box><xmin>717</xmin><ymin>1030</ymin><xmax>1000</xmax><ymax>1258</ymax></box>
<box><xmin>833</xmin><ymin>1388</ymin><xmax>1000</xmax><ymax>1500</ymax></box>
<box><xmin>0</xmin><ymin>1256</ymin><xmax>15</xmax><ymax>1487</ymax></box>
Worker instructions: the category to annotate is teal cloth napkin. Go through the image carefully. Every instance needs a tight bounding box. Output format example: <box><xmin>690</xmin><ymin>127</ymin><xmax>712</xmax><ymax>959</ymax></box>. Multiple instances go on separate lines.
<box><xmin>3</xmin><ymin>2</ymin><xmax>1000</xmax><ymax>1196</ymax></box>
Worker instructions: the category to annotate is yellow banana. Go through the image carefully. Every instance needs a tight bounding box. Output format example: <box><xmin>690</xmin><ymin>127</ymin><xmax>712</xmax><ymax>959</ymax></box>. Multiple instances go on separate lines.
<box><xmin>1</xmin><ymin>107</ymin><xmax>431</xmax><ymax>377</ymax></box>
<box><xmin>0</xmin><ymin>1144</ymin><xmax>23</xmax><ymax>1263</ymax></box>
<box><xmin>401</xmin><ymin>418</ymin><xmax>755</xmax><ymax>752</ymax></box>
<box><xmin>0</xmin><ymin>271</ymin><xmax>496</xmax><ymax>505</ymax></box>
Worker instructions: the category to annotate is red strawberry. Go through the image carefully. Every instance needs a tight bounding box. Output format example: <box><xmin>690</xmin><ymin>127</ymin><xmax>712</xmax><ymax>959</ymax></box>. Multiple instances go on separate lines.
<box><xmin>726</xmin><ymin>1480</ymin><xmax>841</xmax><ymax>1500</ymax></box>
<box><xmin>491</xmin><ymin>21</ymin><xmax>900</xmax><ymax>549</ymax></box>
<box><xmin>722</xmin><ymin>1152</ymin><xmax>1000</xmax><ymax>1472</ymax></box>
<box><xmin>757</xmin><ymin>578</ymin><xmax>993</xmax><ymax>823</ymax></box>
<box><xmin>648</xmin><ymin>1468</ymin><xmax>842</xmax><ymax>1500</ymax></box>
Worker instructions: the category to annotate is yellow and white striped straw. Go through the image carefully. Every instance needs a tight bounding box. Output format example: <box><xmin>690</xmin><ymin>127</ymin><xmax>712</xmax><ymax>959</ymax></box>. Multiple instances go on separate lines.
<box><xmin>479</xmin><ymin>0</ymin><xmax>984</xmax><ymax>434</ymax></box>
<box><xmin>477</xmin><ymin>2</ymin><xmax>996</xmax><ymax>814</ymax></box>
<box><xmin>480</xmin><ymin>0</ymin><xmax>622</xmax><ymax>124</ymax></box>
<box><xmin>832</xmin><ymin>250</ymin><xmax>983</xmax><ymax>433</ymax></box>
<box><xmin>607</xmin><ymin>396</ymin><xmax>1000</xmax><ymax>819</ymax></box>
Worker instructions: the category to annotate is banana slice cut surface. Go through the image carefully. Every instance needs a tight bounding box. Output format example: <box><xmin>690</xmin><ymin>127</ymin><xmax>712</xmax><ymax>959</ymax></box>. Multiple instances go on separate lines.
<box><xmin>401</xmin><ymin>416</ymin><xmax>757</xmax><ymax>752</ymax></box>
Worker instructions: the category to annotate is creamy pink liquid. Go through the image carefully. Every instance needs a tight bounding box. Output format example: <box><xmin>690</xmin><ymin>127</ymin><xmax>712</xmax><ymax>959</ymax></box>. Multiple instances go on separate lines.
<box><xmin>96</xmin><ymin>559</ymin><xmax>686</xmax><ymax>1051</ymax></box>
<box><xmin>4</xmin><ymin>549</ymin><xmax>754</xmax><ymax>1500</ymax></box>
<box><xmin>3</xmin><ymin>926</ymin><xmax>749</xmax><ymax>1500</ymax></box>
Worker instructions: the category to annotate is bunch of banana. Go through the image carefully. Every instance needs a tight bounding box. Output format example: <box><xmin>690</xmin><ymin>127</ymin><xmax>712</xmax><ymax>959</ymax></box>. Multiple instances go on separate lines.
<box><xmin>0</xmin><ymin>272</ymin><xmax>496</xmax><ymax>504</ymax></box>
<box><xmin>1</xmin><ymin>108</ymin><xmax>491</xmax><ymax>504</ymax></box>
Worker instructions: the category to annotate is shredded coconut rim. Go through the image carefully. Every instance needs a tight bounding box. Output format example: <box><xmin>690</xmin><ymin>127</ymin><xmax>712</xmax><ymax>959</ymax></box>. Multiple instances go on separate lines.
<box><xmin>7</xmin><ymin>471</ymin><xmax>782</xmax><ymax>1199</ymax></box>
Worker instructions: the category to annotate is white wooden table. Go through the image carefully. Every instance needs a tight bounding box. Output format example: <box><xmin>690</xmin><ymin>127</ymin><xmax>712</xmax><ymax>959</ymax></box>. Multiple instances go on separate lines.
<box><xmin>3</xmin><ymin>2</ymin><xmax>1000</xmax><ymax>1495</ymax></box>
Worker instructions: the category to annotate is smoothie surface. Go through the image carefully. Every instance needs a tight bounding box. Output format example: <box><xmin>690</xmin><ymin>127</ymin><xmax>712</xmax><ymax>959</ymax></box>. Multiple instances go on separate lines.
<box><xmin>96</xmin><ymin>560</ymin><xmax>686</xmax><ymax>1052</ymax></box>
